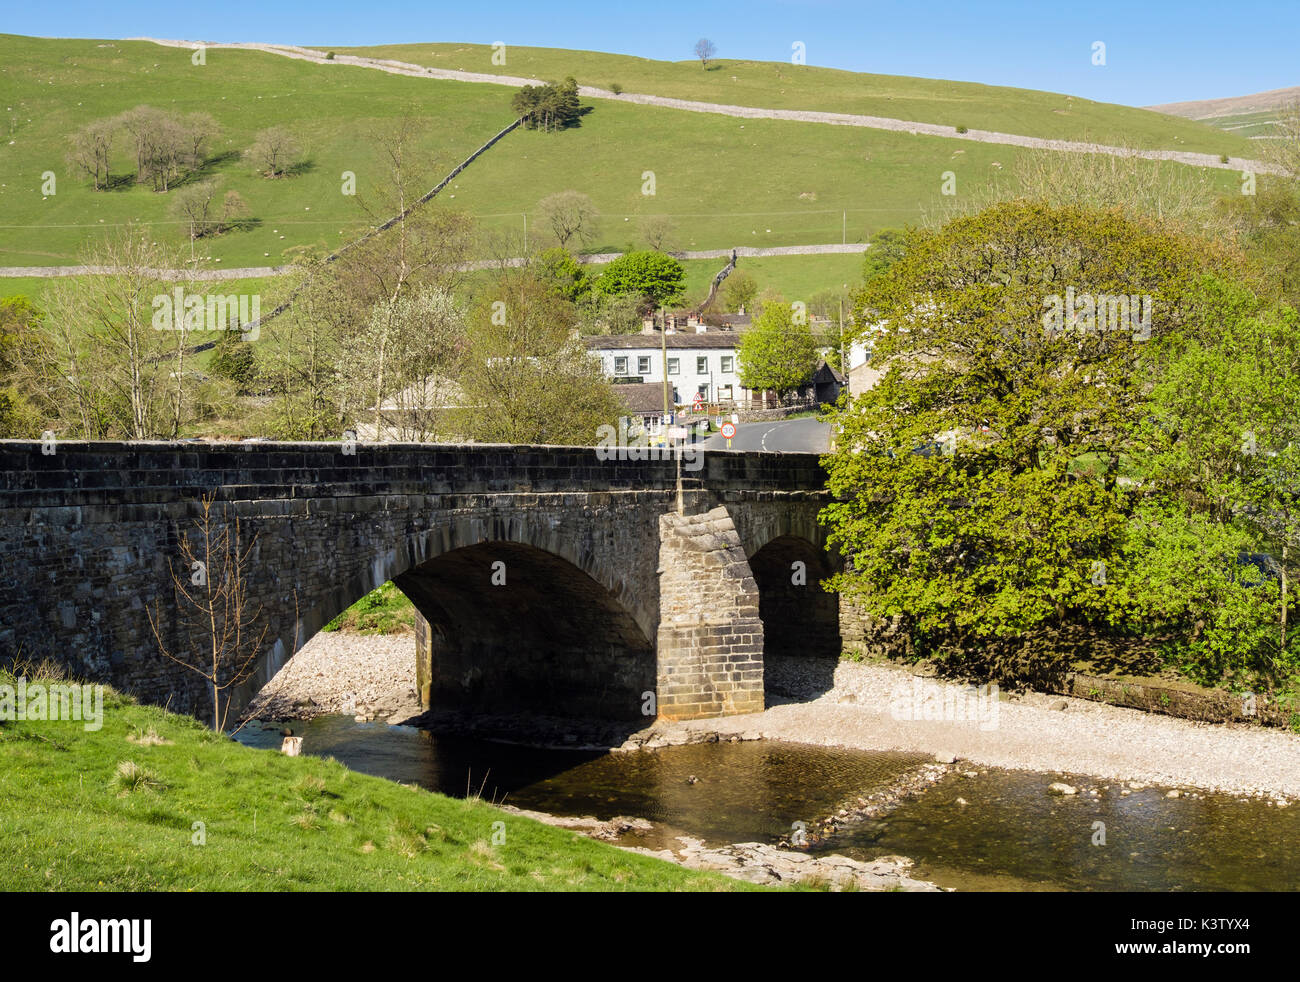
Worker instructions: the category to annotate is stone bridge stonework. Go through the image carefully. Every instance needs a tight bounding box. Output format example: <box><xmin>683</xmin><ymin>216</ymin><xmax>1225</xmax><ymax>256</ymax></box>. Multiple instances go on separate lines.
<box><xmin>0</xmin><ymin>441</ymin><xmax>837</xmax><ymax>723</ymax></box>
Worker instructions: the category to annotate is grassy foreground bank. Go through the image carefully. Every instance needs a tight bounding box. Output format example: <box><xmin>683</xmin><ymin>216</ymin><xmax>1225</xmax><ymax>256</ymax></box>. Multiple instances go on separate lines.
<box><xmin>0</xmin><ymin>669</ymin><xmax>744</xmax><ymax>891</ymax></box>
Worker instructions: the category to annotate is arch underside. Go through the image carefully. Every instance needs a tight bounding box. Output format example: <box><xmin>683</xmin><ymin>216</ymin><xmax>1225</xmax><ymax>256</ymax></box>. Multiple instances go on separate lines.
<box><xmin>749</xmin><ymin>534</ymin><xmax>841</xmax><ymax>661</ymax></box>
<box><xmin>396</xmin><ymin>541</ymin><xmax>655</xmax><ymax>720</ymax></box>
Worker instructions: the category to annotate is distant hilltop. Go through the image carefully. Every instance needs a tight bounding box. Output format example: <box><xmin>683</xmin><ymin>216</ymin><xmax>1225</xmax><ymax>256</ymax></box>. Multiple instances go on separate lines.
<box><xmin>1148</xmin><ymin>86</ymin><xmax>1300</xmax><ymax>120</ymax></box>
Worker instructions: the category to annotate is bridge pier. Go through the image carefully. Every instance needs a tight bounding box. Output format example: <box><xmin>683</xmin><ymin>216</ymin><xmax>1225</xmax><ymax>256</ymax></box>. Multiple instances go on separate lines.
<box><xmin>655</xmin><ymin>506</ymin><xmax>765</xmax><ymax>719</ymax></box>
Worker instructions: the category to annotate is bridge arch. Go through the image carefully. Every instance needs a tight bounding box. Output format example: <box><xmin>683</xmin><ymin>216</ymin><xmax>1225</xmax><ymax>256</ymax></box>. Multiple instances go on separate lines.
<box><xmin>243</xmin><ymin>510</ymin><xmax>659</xmax><ymax>721</ymax></box>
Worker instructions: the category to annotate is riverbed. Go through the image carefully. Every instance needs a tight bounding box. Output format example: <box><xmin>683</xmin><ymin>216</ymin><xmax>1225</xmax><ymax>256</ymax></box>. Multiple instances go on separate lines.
<box><xmin>236</xmin><ymin>715</ymin><xmax>1300</xmax><ymax>891</ymax></box>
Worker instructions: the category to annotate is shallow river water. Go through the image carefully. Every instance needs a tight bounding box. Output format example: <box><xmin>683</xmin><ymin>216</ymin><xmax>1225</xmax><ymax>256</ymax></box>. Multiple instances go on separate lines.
<box><xmin>236</xmin><ymin>715</ymin><xmax>1300</xmax><ymax>891</ymax></box>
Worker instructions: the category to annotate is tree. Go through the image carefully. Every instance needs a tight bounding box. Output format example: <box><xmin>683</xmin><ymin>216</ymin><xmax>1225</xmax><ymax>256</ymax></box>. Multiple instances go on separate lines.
<box><xmin>538</xmin><ymin>190</ymin><xmax>600</xmax><ymax>249</ymax></box>
<box><xmin>534</xmin><ymin>246</ymin><xmax>590</xmax><ymax>302</ymax></box>
<box><xmin>576</xmin><ymin>292</ymin><xmax>643</xmax><ymax>336</ymax></box>
<box><xmin>66</xmin><ymin>119</ymin><xmax>114</xmax><ymax>190</ymax></box>
<box><xmin>736</xmin><ymin>299</ymin><xmax>818</xmax><ymax>403</ymax></box>
<box><xmin>172</xmin><ymin>180</ymin><xmax>223</xmax><ymax>241</ymax></box>
<box><xmin>821</xmin><ymin>200</ymin><xmax>1241</xmax><ymax>683</ymax></box>
<box><xmin>721</xmin><ymin>269</ymin><xmax>758</xmax><ymax>312</ymax></box>
<box><xmin>257</xmin><ymin>266</ymin><xmax>347</xmax><ymax>440</ymax></box>
<box><xmin>208</xmin><ymin>328</ymin><xmax>258</xmax><ymax>393</ymax></box>
<box><xmin>640</xmin><ymin>214</ymin><xmax>677</xmax><ymax>252</ymax></box>
<box><xmin>595</xmin><ymin>250</ymin><xmax>686</xmax><ymax>313</ymax></box>
<box><xmin>862</xmin><ymin>227</ymin><xmax>911</xmax><ymax>286</ymax></box>
<box><xmin>458</xmin><ymin>269</ymin><xmax>623</xmax><ymax>444</ymax></box>
<box><xmin>22</xmin><ymin>224</ymin><xmax>197</xmax><ymax>439</ymax></box>
<box><xmin>338</xmin><ymin>287</ymin><xmax>465</xmax><ymax>441</ymax></box>
<box><xmin>512</xmin><ymin>77</ymin><xmax>584</xmax><ymax>132</ymax></box>
<box><xmin>1121</xmin><ymin>279</ymin><xmax>1300</xmax><ymax>687</ymax></box>
<box><xmin>147</xmin><ymin>492</ymin><xmax>269</xmax><ymax>731</ymax></box>
<box><xmin>1215</xmin><ymin>179</ymin><xmax>1300</xmax><ymax>308</ymax></box>
<box><xmin>118</xmin><ymin>105</ymin><xmax>165</xmax><ymax>186</ymax></box>
<box><xmin>0</xmin><ymin>296</ymin><xmax>41</xmax><ymax>438</ymax></box>
<box><xmin>114</xmin><ymin>106</ymin><xmax>216</xmax><ymax>191</ymax></box>
<box><xmin>694</xmin><ymin>38</ymin><xmax>717</xmax><ymax>68</ymax></box>
<box><xmin>247</xmin><ymin>126</ymin><xmax>302</xmax><ymax>178</ymax></box>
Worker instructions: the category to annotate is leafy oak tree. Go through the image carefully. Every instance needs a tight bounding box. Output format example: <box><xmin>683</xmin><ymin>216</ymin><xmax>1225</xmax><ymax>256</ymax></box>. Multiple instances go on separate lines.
<box><xmin>595</xmin><ymin>250</ymin><xmax>685</xmax><ymax>313</ymax></box>
<box><xmin>820</xmin><ymin>201</ymin><xmax>1240</xmax><ymax>683</ymax></box>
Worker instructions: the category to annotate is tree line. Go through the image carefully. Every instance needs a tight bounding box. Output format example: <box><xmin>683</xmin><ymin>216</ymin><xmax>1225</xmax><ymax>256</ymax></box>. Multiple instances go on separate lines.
<box><xmin>67</xmin><ymin>108</ymin><xmax>306</xmax><ymax>191</ymax></box>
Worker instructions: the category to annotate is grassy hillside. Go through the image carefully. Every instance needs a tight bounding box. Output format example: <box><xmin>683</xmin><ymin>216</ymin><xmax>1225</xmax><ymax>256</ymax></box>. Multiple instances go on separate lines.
<box><xmin>0</xmin><ymin>34</ymin><xmax>1246</xmax><ymax>273</ymax></box>
<box><xmin>334</xmin><ymin>41</ymin><xmax>1254</xmax><ymax>155</ymax></box>
<box><xmin>0</xmin><ymin>666</ymin><xmax>743</xmax><ymax>891</ymax></box>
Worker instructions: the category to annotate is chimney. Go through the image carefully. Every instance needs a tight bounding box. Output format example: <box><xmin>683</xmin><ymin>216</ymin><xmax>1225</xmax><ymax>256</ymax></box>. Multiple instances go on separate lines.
<box><xmin>695</xmin><ymin>323</ymin><xmax>707</xmax><ymax>334</ymax></box>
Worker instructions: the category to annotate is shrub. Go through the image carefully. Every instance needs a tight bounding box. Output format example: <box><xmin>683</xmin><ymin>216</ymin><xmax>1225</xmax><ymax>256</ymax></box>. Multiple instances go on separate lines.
<box><xmin>110</xmin><ymin>761</ymin><xmax>163</xmax><ymax>797</ymax></box>
<box><xmin>325</xmin><ymin>51</ymin><xmax>335</xmax><ymax>60</ymax></box>
<box><xmin>610</xmin><ymin>82</ymin><xmax>623</xmax><ymax>94</ymax></box>
<box><xmin>955</xmin><ymin>125</ymin><xmax>969</xmax><ymax>134</ymax></box>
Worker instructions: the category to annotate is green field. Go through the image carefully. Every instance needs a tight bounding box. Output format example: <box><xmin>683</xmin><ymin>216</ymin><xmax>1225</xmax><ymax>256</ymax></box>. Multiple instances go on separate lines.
<box><xmin>0</xmin><ymin>34</ymin><xmax>1249</xmax><ymax>275</ymax></box>
<box><xmin>335</xmin><ymin>41</ymin><xmax>1254</xmax><ymax>154</ymax></box>
<box><xmin>1200</xmin><ymin>109</ymin><xmax>1289</xmax><ymax>141</ymax></box>
<box><xmin>0</xmin><ymin>665</ymin><xmax>745</xmax><ymax>891</ymax></box>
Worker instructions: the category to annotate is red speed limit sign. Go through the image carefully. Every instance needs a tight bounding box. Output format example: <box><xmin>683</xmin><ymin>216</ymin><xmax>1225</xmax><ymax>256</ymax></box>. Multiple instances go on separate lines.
<box><xmin>720</xmin><ymin>422</ymin><xmax>737</xmax><ymax>440</ymax></box>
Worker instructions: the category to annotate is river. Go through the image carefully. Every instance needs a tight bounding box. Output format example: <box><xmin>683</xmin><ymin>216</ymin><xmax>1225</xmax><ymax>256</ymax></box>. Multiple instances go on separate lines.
<box><xmin>236</xmin><ymin>715</ymin><xmax>1300</xmax><ymax>891</ymax></box>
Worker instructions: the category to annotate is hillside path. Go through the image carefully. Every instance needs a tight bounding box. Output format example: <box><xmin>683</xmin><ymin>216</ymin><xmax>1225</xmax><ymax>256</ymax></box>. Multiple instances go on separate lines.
<box><xmin>130</xmin><ymin>37</ymin><xmax>1285</xmax><ymax>176</ymax></box>
<box><xmin>0</xmin><ymin>244</ymin><xmax>868</xmax><ymax>279</ymax></box>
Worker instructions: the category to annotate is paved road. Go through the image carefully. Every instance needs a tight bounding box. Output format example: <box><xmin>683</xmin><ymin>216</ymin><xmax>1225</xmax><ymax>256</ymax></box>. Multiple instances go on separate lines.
<box><xmin>699</xmin><ymin>416</ymin><xmax>830</xmax><ymax>453</ymax></box>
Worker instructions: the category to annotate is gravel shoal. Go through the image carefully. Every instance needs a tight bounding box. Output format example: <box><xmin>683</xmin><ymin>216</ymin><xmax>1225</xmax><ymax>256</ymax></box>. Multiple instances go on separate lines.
<box><xmin>248</xmin><ymin>633</ymin><xmax>1300</xmax><ymax>798</ymax></box>
<box><xmin>242</xmin><ymin>631</ymin><xmax>418</xmax><ymax>721</ymax></box>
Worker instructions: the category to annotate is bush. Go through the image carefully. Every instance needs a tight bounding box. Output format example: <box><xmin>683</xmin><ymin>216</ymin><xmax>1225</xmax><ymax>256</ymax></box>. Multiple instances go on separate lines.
<box><xmin>955</xmin><ymin>125</ymin><xmax>968</xmax><ymax>134</ymax></box>
<box><xmin>325</xmin><ymin>51</ymin><xmax>335</xmax><ymax>60</ymax></box>
<box><xmin>610</xmin><ymin>82</ymin><xmax>623</xmax><ymax>95</ymax></box>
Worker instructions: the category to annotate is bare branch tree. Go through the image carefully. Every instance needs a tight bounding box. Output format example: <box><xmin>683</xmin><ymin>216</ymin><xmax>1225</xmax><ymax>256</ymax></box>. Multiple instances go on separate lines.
<box><xmin>694</xmin><ymin>38</ymin><xmax>717</xmax><ymax>69</ymax></box>
<box><xmin>247</xmin><ymin>126</ymin><xmax>302</xmax><ymax>178</ymax></box>
<box><xmin>538</xmin><ymin>190</ymin><xmax>600</xmax><ymax>249</ymax></box>
<box><xmin>66</xmin><ymin>119</ymin><xmax>114</xmax><ymax>190</ymax></box>
<box><xmin>147</xmin><ymin>492</ymin><xmax>268</xmax><ymax>731</ymax></box>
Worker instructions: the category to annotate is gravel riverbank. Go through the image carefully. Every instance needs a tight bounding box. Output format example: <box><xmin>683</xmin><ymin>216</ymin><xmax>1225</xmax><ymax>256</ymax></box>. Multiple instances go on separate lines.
<box><xmin>249</xmin><ymin>631</ymin><xmax>1300</xmax><ymax>798</ymax></box>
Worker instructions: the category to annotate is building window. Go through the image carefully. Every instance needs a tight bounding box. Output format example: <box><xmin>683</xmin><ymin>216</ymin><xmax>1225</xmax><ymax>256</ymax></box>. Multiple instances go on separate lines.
<box><xmin>720</xmin><ymin>385</ymin><xmax>733</xmax><ymax>400</ymax></box>
<box><xmin>614</xmin><ymin>356</ymin><xmax>628</xmax><ymax>376</ymax></box>
<box><xmin>697</xmin><ymin>356</ymin><xmax>708</xmax><ymax>374</ymax></box>
<box><xmin>667</xmin><ymin>357</ymin><xmax>679</xmax><ymax>374</ymax></box>
<box><xmin>721</xmin><ymin>355</ymin><xmax>734</xmax><ymax>373</ymax></box>
<box><xmin>637</xmin><ymin>355</ymin><xmax>651</xmax><ymax>374</ymax></box>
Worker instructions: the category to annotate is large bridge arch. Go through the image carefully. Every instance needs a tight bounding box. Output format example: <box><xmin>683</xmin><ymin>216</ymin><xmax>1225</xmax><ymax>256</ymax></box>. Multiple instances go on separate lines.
<box><xmin>397</xmin><ymin>540</ymin><xmax>655</xmax><ymax>719</ymax></box>
<box><xmin>238</xmin><ymin>501</ymin><xmax>664</xmax><ymax>716</ymax></box>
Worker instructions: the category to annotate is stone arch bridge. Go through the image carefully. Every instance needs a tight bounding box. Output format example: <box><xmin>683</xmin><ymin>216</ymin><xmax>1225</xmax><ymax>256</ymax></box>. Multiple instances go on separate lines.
<box><xmin>0</xmin><ymin>441</ymin><xmax>842</xmax><ymax>722</ymax></box>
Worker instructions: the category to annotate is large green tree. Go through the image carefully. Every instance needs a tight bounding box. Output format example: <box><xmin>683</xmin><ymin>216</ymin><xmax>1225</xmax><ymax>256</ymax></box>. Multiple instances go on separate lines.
<box><xmin>595</xmin><ymin>250</ymin><xmax>685</xmax><ymax>313</ymax></box>
<box><xmin>821</xmin><ymin>201</ymin><xmax>1241</xmax><ymax>682</ymax></box>
<box><xmin>736</xmin><ymin>300</ymin><xmax>818</xmax><ymax>402</ymax></box>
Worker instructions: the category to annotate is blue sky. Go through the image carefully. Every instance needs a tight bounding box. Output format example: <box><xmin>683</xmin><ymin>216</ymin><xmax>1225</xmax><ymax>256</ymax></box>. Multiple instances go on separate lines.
<box><xmin>13</xmin><ymin>0</ymin><xmax>1298</xmax><ymax>107</ymax></box>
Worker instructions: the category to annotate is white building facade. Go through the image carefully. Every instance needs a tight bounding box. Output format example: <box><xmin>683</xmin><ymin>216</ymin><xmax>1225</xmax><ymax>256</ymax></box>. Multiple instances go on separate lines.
<box><xmin>585</xmin><ymin>329</ymin><xmax>748</xmax><ymax>407</ymax></box>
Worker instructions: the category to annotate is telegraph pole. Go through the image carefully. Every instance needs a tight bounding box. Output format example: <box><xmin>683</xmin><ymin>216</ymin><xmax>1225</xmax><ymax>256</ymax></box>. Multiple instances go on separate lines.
<box><xmin>660</xmin><ymin>305</ymin><xmax>671</xmax><ymax>429</ymax></box>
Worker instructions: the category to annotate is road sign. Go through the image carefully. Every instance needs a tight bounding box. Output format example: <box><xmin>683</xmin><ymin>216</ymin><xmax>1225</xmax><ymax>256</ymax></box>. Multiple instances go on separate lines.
<box><xmin>721</xmin><ymin>422</ymin><xmax>737</xmax><ymax>440</ymax></box>
<box><xmin>692</xmin><ymin>394</ymin><xmax>704</xmax><ymax>410</ymax></box>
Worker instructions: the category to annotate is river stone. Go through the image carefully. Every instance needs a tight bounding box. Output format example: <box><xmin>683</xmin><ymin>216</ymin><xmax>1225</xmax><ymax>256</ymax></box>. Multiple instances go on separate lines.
<box><xmin>1048</xmin><ymin>782</ymin><xmax>1078</xmax><ymax>795</ymax></box>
